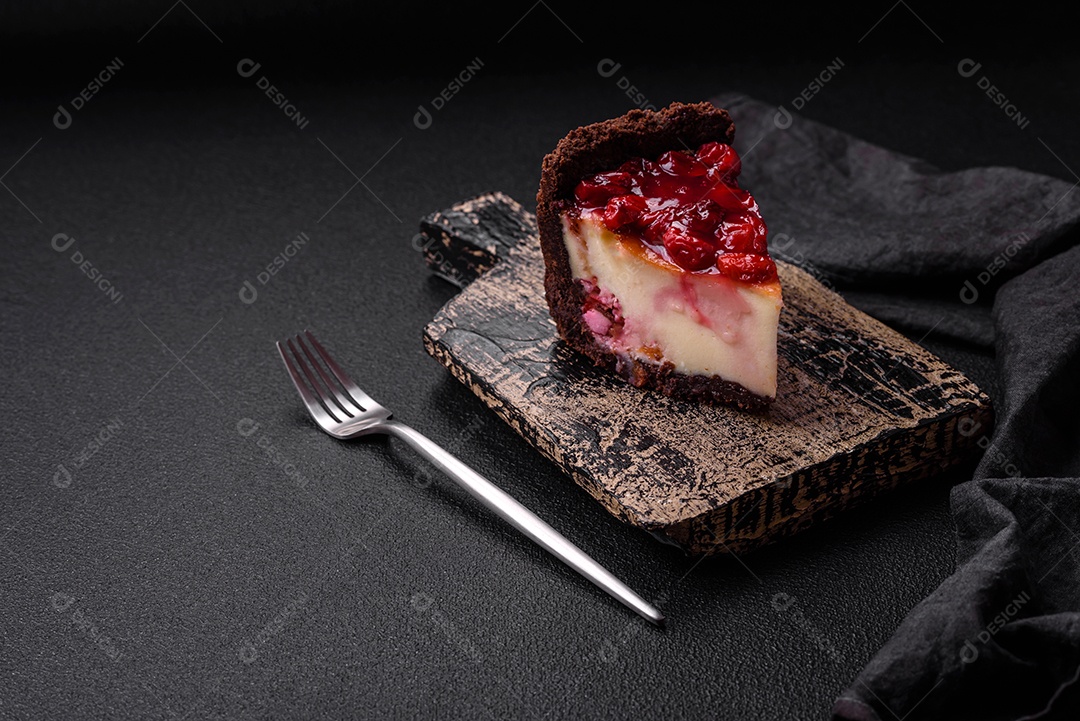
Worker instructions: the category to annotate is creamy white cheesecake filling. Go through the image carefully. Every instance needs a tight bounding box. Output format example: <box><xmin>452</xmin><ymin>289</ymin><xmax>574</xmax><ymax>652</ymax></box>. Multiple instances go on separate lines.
<box><xmin>562</xmin><ymin>214</ymin><xmax>782</xmax><ymax>399</ymax></box>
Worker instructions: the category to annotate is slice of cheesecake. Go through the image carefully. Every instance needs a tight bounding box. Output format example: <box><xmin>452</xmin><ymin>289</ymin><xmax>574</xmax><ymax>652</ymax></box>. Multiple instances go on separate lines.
<box><xmin>536</xmin><ymin>102</ymin><xmax>782</xmax><ymax>411</ymax></box>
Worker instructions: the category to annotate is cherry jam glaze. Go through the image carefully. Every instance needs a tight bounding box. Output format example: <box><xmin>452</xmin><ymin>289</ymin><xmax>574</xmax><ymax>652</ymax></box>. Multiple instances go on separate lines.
<box><xmin>570</xmin><ymin>142</ymin><xmax>778</xmax><ymax>284</ymax></box>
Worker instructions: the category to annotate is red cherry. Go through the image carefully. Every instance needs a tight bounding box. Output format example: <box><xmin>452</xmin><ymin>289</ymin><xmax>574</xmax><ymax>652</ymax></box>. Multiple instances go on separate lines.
<box><xmin>698</xmin><ymin>142</ymin><xmax>742</xmax><ymax>180</ymax></box>
<box><xmin>663</xmin><ymin>227</ymin><xmax>715</xmax><ymax>271</ymax></box>
<box><xmin>706</xmin><ymin>185</ymin><xmax>754</xmax><ymax>213</ymax></box>
<box><xmin>716</xmin><ymin>253</ymin><xmax>777</xmax><ymax>283</ymax></box>
<box><xmin>574</xmin><ymin>171</ymin><xmax>632</xmax><ymax>205</ymax></box>
<box><xmin>717</xmin><ymin>213</ymin><xmax>768</xmax><ymax>253</ymax></box>
<box><xmin>602</xmin><ymin>195</ymin><xmax>648</xmax><ymax>231</ymax></box>
<box><xmin>640</xmin><ymin>205</ymin><xmax>676</xmax><ymax>244</ymax></box>
<box><xmin>678</xmin><ymin>199</ymin><xmax>725</xmax><ymax>235</ymax></box>
<box><xmin>705</xmin><ymin>165</ymin><xmax>737</xmax><ymax>188</ymax></box>
<box><xmin>658</xmin><ymin>150</ymin><xmax>707</xmax><ymax>177</ymax></box>
<box><xmin>640</xmin><ymin>159</ymin><xmax>662</xmax><ymax>176</ymax></box>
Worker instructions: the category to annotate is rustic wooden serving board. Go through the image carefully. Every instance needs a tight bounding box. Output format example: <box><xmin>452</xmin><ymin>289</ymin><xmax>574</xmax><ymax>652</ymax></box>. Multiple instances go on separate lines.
<box><xmin>420</xmin><ymin>192</ymin><xmax>992</xmax><ymax>555</ymax></box>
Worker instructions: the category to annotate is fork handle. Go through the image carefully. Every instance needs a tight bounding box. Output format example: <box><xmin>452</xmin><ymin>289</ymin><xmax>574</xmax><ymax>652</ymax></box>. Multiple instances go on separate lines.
<box><xmin>383</xmin><ymin>420</ymin><xmax>665</xmax><ymax>626</ymax></box>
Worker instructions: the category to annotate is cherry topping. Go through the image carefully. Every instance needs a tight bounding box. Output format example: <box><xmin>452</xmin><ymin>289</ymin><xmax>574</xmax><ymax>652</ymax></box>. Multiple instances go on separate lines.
<box><xmin>718</xmin><ymin>213</ymin><xmax>768</xmax><ymax>254</ymax></box>
<box><xmin>639</xmin><ymin>204</ymin><xmax>676</xmax><ymax>244</ymax></box>
<box><xmin>716</xmin><ymin>253</ymin><xmax>777</xmax><ymax>284</ymax></box>
<box><xmin>678</xmin><ymin>199</ymin><xmax>725</xmax><ymax>234</ymax></box>
<box><xmin>706</xmin><ymin>184</ymin><xmax>754</xmax><ymax>213</ymax></box>
<box><xmin>602</xmin><ymin>195</ymin><xmax>648</xmax><ymax>230</ymax></box>
<box><xmin>657</xmin><ymin>150</ymin><xmax>707</xmax><ymax>177</ymax></box>
<box><xmin>570</xmin><ymin>140</ymin><xmax>776</xmax><ymax>283</ymax></box>
<box><xmin>574</xmin><ymin>171</ymin><xmax>632</xmax><ymax>204</ymax></box>
<box><xmin>697</xmin><ymin>142</ymin><xmax>741</xmax><ymax>180</ymax></box>
<box><xmin>662</xmin><ymin>227</ymin><xmax>715</xmax><ymax>271</ymax></box>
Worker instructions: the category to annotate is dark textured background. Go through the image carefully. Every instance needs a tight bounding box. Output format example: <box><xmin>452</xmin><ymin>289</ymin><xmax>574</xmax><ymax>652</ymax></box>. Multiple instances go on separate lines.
<box><xmin>2</xmin><ymin>3</ymin><xmax>1076</xmax><ymax>719</ymax></box>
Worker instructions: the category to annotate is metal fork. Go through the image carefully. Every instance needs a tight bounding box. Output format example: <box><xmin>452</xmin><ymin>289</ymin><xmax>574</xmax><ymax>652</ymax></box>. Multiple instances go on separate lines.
<box><xmin>276</xmin><ymin>330</ymin><xmax>664</xmax><ymax>626</ymax></box>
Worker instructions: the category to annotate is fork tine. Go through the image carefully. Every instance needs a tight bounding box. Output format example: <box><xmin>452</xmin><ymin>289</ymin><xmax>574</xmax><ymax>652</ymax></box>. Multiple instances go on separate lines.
<box><xmin>294</xmin><ymin>333</ymin><xmax>358</xmax><ymax>418</ymax></box>
<box><xmin>303</xmin><ymin>330</ymin><xmax>378</xmax><ymax>410</ymax></box>
<box><xmin>285</xmin><ymin>337</ymin><xmax>348</xmax><ymax>424</ymax></box>
<box><xmin>282</xmin><ymin>336</ymin><xmax>341</xmax><ymax>423</ymax></box>
<box><xmin>277</xmin><ymin>340</ymin><xmax>341</xmax><ymax>426</ymax></box>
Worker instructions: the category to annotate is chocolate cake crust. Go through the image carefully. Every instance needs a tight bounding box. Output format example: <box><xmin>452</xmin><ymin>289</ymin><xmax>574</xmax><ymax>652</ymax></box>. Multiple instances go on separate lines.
<box><xmin>535</xmin><ymin>102</ymin><xmax>769</xmax><ymax>412</ymax></box>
